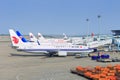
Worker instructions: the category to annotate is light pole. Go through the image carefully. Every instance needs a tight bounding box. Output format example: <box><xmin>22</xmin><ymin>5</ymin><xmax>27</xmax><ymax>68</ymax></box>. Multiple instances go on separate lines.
<box><xmin>97</xmin><ymin>15</ymin><xmax>101</xmax><ymax>38</ymax></box>
<box><xmin>86</xmin><ymin>18</ymin><xmax>89</xmax><ymax>37</ymax></box>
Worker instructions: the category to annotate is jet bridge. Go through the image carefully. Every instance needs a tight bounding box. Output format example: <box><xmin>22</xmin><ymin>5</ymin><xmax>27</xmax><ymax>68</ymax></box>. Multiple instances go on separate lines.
<box><xmin>111</xmin><ymin>30</ymin><xmax>120</xmax><ymax>51</ymax></box>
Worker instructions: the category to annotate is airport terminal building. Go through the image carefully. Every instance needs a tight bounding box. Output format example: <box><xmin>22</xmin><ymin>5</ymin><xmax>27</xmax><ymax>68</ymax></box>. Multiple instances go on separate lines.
<box><xmin>111</xmin><ymin>30</ymin><xmax>120</xmax><ymax>51</ymax></box>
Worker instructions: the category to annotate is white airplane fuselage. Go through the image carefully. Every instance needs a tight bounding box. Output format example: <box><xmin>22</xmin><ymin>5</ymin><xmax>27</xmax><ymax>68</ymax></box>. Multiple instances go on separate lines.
<box><xmin>17</xmin><ymin>42</ymin><xmax>94</xmax><ymax>53</ymax></box>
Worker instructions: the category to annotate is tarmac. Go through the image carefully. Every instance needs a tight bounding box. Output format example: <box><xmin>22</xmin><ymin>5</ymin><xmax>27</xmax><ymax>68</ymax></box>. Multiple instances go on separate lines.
<box><xmin>0</xmin><ymin>40</ymin><xmax>120</xmax><ymax>80</ymax></box>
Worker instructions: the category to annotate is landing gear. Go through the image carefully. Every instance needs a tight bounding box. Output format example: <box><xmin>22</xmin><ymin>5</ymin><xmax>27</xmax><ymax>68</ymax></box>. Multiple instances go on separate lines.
<box><xmin>47</xmin><ymin>52</ymin><xmax>56</xmax><ymax>57</ymax></box>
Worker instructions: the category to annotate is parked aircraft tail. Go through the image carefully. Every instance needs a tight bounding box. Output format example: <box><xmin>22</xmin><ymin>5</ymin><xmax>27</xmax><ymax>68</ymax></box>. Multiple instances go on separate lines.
<box><xmin>15</xmin><ymin>30</ymin><xmax>40</xmax><ymax>45</ymax></box>
<box><xmin>63</xmin><ymin>33</ymin><xmax>68</xmax><ymax>40</ymax></box>
<box><xmin>9</xmin><ymin>29</ymin><xmax>25</xmax><ymax>48</ymax></box>
<box><xmin>38</xmin><ymin>33</ymin><xmax>45</xmax><ymax>40</ymax></box>
<box><xmin>16</xmin><ymin>30</ymin><xmax>28</xmax><ymax>42</ymax></box>
<box><xmin>91</xmin><ymin>32</ymin><xmax>94</xmax><ymax>37</ymax></box>
<box><xmin>9</xmin><ymin>29</ymin><xmax>40</xmax><ymax>49</ymax></box>
<box><xmin>29</xmin><ymin>32</ymin><xmax>37</xmax><ymax>42</ymax></box>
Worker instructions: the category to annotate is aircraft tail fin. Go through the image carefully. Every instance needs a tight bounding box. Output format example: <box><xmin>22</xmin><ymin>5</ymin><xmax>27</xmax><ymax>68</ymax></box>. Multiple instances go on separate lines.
<box><xmin>29</xmin><ymin>32</ymin><xmax>37</xmax><ymax>42</ymax></box>
<box><xmin>16</xmin><ymin>30</ymin><xmax>28</xmax><ymax>42</ymax></box>
<box><xmin>9</xmin><ymin>29</ymin><xmax>24</xmax><ymax>48</ymax></box>
<box><xmin>63</xmin><ymin>33</ymin><xmax>68</xmax><ymax>40</ymax></box>
<box><xmin>38</xmin><ymin>33</ymin><xmax>45</xmax><ymax>40</ymax></box>
<box><xmin>91</xmin><ymin>32</ymin><xmax>94</xmax><ymax>37</ymax></box>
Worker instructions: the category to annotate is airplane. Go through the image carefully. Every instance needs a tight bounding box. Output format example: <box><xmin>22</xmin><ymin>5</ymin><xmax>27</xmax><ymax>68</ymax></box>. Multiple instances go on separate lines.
<box><xmin>9</xmin><ymin>29</ymin><xmax>96</xmax><ymax>56</ymax></box>
<box><xmin>30</xmin><ymin>32</ymin><xmax>69</xmax><ymax>43</ymax></box>
<box><xmin>38</xmin><ymin>33</ymin><xmax>68</xmax><ymax>40</ymax></box>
